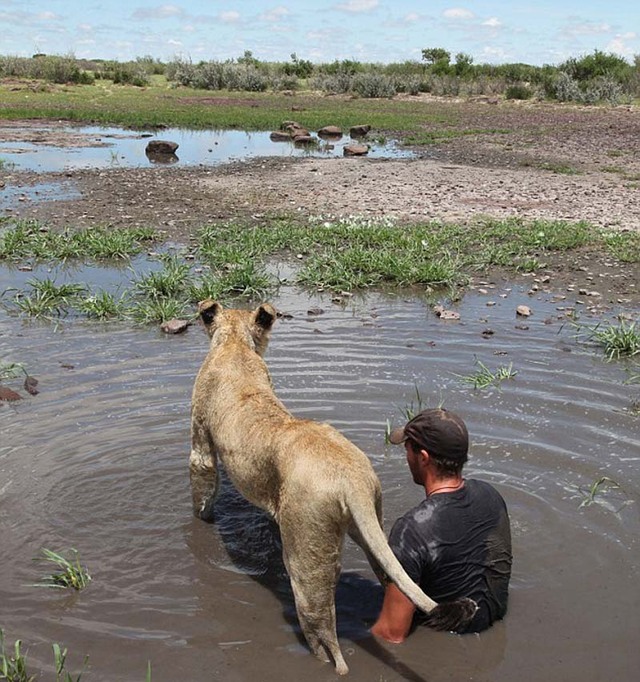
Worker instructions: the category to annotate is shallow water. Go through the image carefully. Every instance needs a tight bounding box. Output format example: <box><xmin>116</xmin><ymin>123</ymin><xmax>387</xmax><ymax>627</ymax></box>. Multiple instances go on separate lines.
<box><xmin>0</xmin><ymin>274</ymin><xmax>639</xmax><ymax>681</ymax></box>
<box><xmin>0</xmin><ymin>125</ymin><xmax>413</xmax><ymax>173</ymax></box>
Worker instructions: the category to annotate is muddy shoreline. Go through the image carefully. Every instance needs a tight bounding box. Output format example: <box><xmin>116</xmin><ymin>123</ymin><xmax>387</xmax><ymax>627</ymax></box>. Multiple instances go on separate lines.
<box><xmin>0</xmin><ymin>102</ymin><xmax>638</xmax><ymax>305</ymax></box>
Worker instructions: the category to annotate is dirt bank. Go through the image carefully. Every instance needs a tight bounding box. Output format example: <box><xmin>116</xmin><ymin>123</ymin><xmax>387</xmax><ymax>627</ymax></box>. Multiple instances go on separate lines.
<box><xmin>0</xmin><ymin>100</ymin><xmax>638</xmax><ymax>305</ymax></box>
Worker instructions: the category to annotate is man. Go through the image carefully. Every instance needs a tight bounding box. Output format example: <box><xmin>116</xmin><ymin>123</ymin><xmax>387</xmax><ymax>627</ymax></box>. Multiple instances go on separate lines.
<box><xmin>371</xmin><ymin>408</ymin><xmax>512</xmax><ymax>643</ymax></box>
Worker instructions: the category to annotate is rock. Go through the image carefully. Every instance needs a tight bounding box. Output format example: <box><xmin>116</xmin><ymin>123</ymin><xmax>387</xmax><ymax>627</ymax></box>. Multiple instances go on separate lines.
<box><xmin>0</xmin><ymin>386</ymin><xmax>22</xmax><ymax>401</ymax></box>
<box><xmin>433</xmin><ymin>305</ymin><xmax>460</xmax><ymax>320</ymax></box>
<box><xmin>145</xmin><ymin>140</ymin><xmax>179</xmax><ymax>155</ymax></box>
<box><xmin>350</xmin><ymin>125</ymin><xmax>371</xmax><ymax>137</ymax></box>
<box><xmin>160</xmin><ymin>319</ymin><xmax>190</xmax><ymax>334</ymax></box>
<box><xmin>284</xmin><ymin>123</ymin><xmax>309</xmax><ymax>137</ymax></box>
<box><xmin>293</xmin><ymin>135</ymin><xmax>316</xmax><ymax>145</ymax></box>
<box><xmin>516</xmin><ymin>305</ymin><xmax>532</xmax><ymax>317</ymax></box>
<box><xmin>24</xmin><ymin>376</ymin><xmax>39</xmax><ymax>395</ymax></box>
<box><xmin>343</xmin><ymin>144</ymin><xmax>369</xmax><ymax>156</ymax></box>
<box><xmin>269</xmin><ymin>130</ymin><xmax>292</xmax><ymax>142</ymax></box>
<box><xmin>307</xmin><ymin>307</ymin><xmax>324</xmax><ymax>316</ymax></box>
<box><xmin>318</xmin><ymin>126</ymin><xmax>342</xmax><ymax>138</ymax></box>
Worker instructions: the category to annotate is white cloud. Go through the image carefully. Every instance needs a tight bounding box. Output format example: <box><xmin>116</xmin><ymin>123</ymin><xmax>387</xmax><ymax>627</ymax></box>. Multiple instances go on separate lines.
<box><xmin>335</xmin><ymin>0</ymin><xmax>379</xmax><ymax>14</ymax></box>
<box><xmin>443</xmin><ymin>8</ymin><xmax>474</xmax><ymax>21</ymax></box>
<box><xmin>606</xmin><ymin>32</ymin><xmax>638</xmax><ymax>57</ymax></box>
<box><xmin>218</xmin><ymin>11</ymin><xmax>241</xmax><ymax>24</ymax></box>
<box><xmin>482</xmin><ymin>17</ymin><xmax>502</xmax><ymax>28</ymax></box>
<box><xmin>261</xmin><ymin>6</ymin><xmax>291</xmax><ymax>22</ymax></box>
<box><xmin>132</xmin><ymin>5</ymin><xmax>185</xmax><ymax>21</ymax></box>
<box><xmin>563</xmin><ymin>20</ymin><xmax>612</xmax><ymax>36</ymax></box>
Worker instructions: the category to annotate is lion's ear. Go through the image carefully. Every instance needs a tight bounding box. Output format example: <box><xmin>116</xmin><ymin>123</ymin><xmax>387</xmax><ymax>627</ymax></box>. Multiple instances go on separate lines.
<box><xmin>199</xmin><ymin>300</ymin><xmax>221</xmax><ymax>327</ymax></box>
<box><xmin>254</xmin><ymin>303</ymin><xmax>276</xmax><ymax>332</ymax></box>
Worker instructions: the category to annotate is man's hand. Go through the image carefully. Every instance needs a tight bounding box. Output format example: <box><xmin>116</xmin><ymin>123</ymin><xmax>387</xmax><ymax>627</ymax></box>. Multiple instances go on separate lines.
<box><xmin>370</xmin><ymin>584</ymin><xmax>416</xmax><ymax>643</ymax></box>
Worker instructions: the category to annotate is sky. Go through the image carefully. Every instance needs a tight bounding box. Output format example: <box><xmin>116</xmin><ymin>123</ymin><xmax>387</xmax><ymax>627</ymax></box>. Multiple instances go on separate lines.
<box><xmin>1</xmin><ymin>1</ymin><xmax>638</xmax><ymax>67</ymax></box>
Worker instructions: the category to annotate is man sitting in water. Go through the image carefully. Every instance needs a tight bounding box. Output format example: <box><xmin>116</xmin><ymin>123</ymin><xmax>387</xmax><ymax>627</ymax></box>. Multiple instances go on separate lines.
<box><xmin>371</xmin><ymin>408</ymin><xmax>512</xmax><ymax>642</ymax></box>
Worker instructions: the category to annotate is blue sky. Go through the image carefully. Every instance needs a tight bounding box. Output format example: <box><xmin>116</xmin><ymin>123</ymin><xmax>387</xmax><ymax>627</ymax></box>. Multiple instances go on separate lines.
<box><xmin>1</xmin><ymin>1</ymin><xmax>638</xmax><ymax>66</ymax></box>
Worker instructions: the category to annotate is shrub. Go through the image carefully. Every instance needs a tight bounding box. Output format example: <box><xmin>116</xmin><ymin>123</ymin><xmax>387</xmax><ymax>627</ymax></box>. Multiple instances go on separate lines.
<box><xmin>505</xmin><ymin>83</ymin><xmax>533</xmax><ymax>100</ymax></box>
<box><xmin>351</xmin><ymin>73</ymin><xmax>396</xmax><ymax>98</ymax></box>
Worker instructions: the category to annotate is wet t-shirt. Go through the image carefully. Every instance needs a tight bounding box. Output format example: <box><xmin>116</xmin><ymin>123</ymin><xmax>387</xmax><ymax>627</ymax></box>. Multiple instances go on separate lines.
<box><xmin>389</xmin><ymin>478</ymin><xmax>512</xmax><ymax>633</ymax></box>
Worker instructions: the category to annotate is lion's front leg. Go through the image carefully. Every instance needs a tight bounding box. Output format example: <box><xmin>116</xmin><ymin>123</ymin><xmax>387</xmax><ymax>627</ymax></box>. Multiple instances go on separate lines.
<box><xmin>189</xmin><ymin>419</ymin><xmax>218</xmax><ymax>522</ymax></box>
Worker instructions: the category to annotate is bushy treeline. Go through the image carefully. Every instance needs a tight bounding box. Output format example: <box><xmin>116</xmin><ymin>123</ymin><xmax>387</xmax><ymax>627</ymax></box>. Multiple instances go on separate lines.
<box><xmin>0</xmin><ymin>49</ymin><xmax>638</xmax><ymax>105</ymax></box>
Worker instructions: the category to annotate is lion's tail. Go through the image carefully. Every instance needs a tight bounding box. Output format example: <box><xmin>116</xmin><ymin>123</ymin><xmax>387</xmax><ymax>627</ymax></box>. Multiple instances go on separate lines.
<box><xmin>347</xmin><ymin>493</ymin><xmax>478</xmax><ymax>632</ymax></box>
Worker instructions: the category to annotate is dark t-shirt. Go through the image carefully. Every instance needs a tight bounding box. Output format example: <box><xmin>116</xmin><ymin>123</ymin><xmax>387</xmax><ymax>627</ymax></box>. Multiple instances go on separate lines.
<box><xmin>389</xmin><ymin>478</ymin><xmax>512</xmax><ymax>633</ymax></box>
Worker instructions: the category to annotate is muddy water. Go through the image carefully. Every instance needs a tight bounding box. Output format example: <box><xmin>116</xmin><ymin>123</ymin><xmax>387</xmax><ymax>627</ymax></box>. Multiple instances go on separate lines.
<box><xmin>0</xmin><ymin>125</ymin><xmax>413</xmax><ymax>173</ymax></box>
<box><xmin>1</xmin><ymin>280</ymin><xmax>639</xmax><ymax>682</ymax></box>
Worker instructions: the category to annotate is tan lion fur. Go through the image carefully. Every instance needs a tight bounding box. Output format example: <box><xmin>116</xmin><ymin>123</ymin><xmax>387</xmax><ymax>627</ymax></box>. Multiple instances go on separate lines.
<box><xmin>189</xmin><ymin>301</ymin><xmax>476</xmax><ymax>675</ymax></box>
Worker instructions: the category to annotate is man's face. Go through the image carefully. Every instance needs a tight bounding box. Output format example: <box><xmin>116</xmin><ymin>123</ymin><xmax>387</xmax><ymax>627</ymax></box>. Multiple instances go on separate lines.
<box><xmin>405</xmin><ymin>441</ymin><xmax>424</xmax><ymax>485</ymax></box>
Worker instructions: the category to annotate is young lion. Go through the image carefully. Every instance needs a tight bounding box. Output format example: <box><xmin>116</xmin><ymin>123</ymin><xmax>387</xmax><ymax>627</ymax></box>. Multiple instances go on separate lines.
<box><xmin>189</xmin><ymin>301</ymin><xmax>476</xmax><ymax>675</ymax></box>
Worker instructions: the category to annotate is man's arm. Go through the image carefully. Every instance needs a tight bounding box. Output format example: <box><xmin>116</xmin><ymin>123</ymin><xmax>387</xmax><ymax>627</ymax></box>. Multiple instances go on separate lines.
<box><xmin>370</xmin><ymin>584</ymin><xmax>416</xmax><ymax>643</ymax></box>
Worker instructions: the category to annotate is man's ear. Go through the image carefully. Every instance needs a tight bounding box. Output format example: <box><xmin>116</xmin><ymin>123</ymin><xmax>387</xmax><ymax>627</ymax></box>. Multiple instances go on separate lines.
<box><xmin>198</xmin><ymin>299</ymin><xmax>221</xmax><ymax>327</ymax></box>
<box><xmin>254</xmin><ymin>303</ymin><xmax>276</xmax><ymax>331</ymax></box>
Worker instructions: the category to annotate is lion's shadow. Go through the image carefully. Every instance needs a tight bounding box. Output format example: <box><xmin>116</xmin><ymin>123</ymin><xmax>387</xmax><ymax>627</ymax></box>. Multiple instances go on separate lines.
<box><xmin>193</xmin><ymin>469</ymin><xmax>429</xmax><ymax>681</ymax></box>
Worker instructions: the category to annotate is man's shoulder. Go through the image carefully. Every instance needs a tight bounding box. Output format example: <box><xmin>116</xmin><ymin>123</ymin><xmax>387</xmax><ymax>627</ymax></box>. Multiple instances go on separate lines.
<box><xmin>465</xmin><ymin>478</ymin><xmax>509</xmax><ymax>513</ymax></box>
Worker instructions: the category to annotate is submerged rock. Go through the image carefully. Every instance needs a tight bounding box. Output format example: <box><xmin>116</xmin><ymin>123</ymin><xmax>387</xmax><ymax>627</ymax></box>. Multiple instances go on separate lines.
<box><xmin>145</xmin><ymin>140</ymin><xmax>179</xmax><ymax>155</ymax></box>
<box><xmin>161</xmin><ymin>319</ymin><xmax>190</xmax><ymax>334</ymax></box>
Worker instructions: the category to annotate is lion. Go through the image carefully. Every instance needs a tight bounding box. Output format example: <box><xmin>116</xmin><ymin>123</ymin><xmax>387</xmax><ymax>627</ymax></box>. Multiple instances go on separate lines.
<box><xmin>189</xmin><ymin>301</ymin><xmax>476</xmax><ymax>675</ymax></box>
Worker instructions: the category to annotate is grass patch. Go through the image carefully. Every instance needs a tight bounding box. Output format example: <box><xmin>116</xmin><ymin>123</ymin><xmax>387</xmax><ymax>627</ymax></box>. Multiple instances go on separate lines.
<box><xmin>13</xmin><ymin>279</ymin><xmax>86</xmax><ymax>318</ymax></box>
<box><xmin>577</xmin><ymin>476</ymin><xmax>624</xmax><ymax>509</ymax></box>
<box><xmin>402</xmin><ymin>128</ymin><xmax>509</xmax><ymax>146</ymax></box>
<box><xmin>0</xmin><ymin>630</ymin><xmax>88</xmax><ymax>682</ymax></box>
<box><xmin>602</xmin><ymin>230</ymin><xmax>640</xmax><ymax>263</ymax></box>
<box><xmin>33</xmin><ymin>548</ymin><xmax>91</xmax><ymax>590</ymax></box>
<box><xmin>455</xmin><ymin>359</ymin><xmax>517</xmax><ymax>389</ymax></box>
<box><xmin>538</xmin><ymin>162</ymin><xmax>582</xmax><ymax>175</ymax></box>
<box><xmin>0</xmin><ymin>630</ymin><xmax>34</xmax><ymax>682</ymax></box>
<box><xmin>129</xmin><ymin>297</ymin><xmax>191</xmax><ymax>324</ymax></box>
<box><xmin>585</xmin><ymin>319</ymin><xmax>640</xmax><ymax>360</ymax></box>
<box><xmin>0</xmin><ymin>221</ymin><xmax>155</xmax><ymax>262</ymax></box>
<box><xmin>0</xmin><ymin>81</ymin><xmax>455</xmax><ymax>135</ymax></box>
<box><xmin>76</xmin><ymin>290</ymin><xmax>128</xmax><ymax>320</ymax></box>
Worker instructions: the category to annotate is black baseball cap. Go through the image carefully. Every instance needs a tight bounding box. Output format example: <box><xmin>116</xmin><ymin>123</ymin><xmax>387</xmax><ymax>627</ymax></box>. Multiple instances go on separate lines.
<box><xmin>389</xmin><ymin>408</ymin><xmax>469</xmax><ymax>464</ymax></box>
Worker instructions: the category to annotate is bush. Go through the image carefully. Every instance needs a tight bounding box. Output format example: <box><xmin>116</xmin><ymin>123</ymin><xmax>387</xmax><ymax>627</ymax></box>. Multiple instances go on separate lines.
<box><xmin>351</xmin><ymin>73</ymin><xmax>396</xmax><ymax>98</ymax></box>
<box><xmin>505</xmin><ymin>83</ymin><xmax>533</xmax><ymax>100</ymax></box>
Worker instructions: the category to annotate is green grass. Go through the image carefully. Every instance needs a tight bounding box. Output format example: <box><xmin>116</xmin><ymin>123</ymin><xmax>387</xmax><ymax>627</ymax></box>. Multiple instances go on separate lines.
<box><xmin>0</xmin><ymin>362</ymin><xmax>27</xmax><ymax>382</ymax></box>
<box><xmin>456</xmin><ymin>359</ymin><xmax>517</xmax><ymax>389</ymax></box>
<box><xmin>0</xmin><ymin>80</ymin><xmax>456</xmax><ymax>134</ymax></box>
<box><xmin>75</xmin><ymin>290</ymin><xmax>128</xmax><ymax>320</ymax></box>
<box><xmin>586</xmin><ymin>319</ymin><xmax>640</xmax><ymax>360</ymax></box>
<box><xmin>33</xmin><ymin>548</ymin><xmax>91</xmax><ymax>590</ymax></box>
<box><xmin>134</xmin><ymin>256</ymin><xmax>192</xmax><ymax>299</ymax></box>
<box><xmin>3</xmin><ymin>215</ymin><xmax>637</xmax><ymax>321</ymax></box>
<box><xmin>1</xmin><ymin>631</ymin><xmax>88</xmax><ymax>682</ymax></box>
<box><xmin>0</xmin><ymin>631</ymin><xmax>34</xmax><ymax>682</ymax></box>
<box><xmin>403</xmin><ymin>128</ymin><xmax>510</xmax><ymax>146</ymax></box>
<box><xmin>128</xmin><ymin>297</ymin><xmax>191</xmax><ymax>324</ymax></box>
<box><xmin>13</xmin><ymin>279</ymin><xmax>86</xmax><ymax>318</ymax></box>
<box><xmin>577</xmin><ymin>476</ymin><xmax>623</xmax><ymax>508</ymax></box>
<box><xmin>0</xmin><ymin>221</ymin><xmax>156</xmax><ymax>262</ymax></box>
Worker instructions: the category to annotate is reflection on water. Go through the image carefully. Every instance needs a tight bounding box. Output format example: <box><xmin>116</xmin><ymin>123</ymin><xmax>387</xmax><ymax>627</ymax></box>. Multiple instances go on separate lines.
<box><xmin>0</xmin><ymin>125</ymin><xmax>414</xmax><ymax>173</ymax></box>
<box><xmin>0</xmin><ymin>274</ymin><xmax>638</xmax><ymax>681</ymax></box>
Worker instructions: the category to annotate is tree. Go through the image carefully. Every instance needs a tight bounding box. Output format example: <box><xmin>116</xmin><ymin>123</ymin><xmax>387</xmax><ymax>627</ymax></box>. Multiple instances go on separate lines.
<box><xmin>421</xmin><ymin>48</ymin><xmax>451</xmax><ymax>65</ymax></box>
<box><xmin>454</xmin><ymin>52</ymin><xmax>474</xmax><ymax>77</ymax></box>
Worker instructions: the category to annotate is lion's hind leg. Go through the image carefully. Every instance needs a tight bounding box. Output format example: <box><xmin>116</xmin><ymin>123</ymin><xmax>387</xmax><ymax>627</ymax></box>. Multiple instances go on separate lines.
<box><xmin>189</xmin><ymin>419</ymin><xmax>218</xmax><ymax>522</ymax></box>
<box><xmin>280</xmin><ymin>519</ymin><xmax>349</xmax><ymax>675</ymax></box>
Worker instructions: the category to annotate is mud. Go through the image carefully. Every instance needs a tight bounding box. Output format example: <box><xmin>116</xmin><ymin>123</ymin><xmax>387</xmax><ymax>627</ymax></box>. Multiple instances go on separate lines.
<box><xmin>0</xmin><ymin>100</ymin><xmax>639</xmax><ymax>681</ymax></box>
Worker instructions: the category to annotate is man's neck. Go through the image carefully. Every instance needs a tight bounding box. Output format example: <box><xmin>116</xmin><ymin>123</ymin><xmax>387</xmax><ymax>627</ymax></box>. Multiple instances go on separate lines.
<box><xmin>425</xmin><ymin>476</ymin><xmax>464</xmax><ymax>496</ymax></box>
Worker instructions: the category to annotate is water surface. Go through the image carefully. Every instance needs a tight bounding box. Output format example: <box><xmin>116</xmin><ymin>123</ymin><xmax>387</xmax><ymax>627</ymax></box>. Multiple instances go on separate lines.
<box><xmin>0</xmin><ymin>125</ymin><xmax>413</xmax><ymax>173</ymax></box>
<box><xmin>0</xmin><ymin>277</ymin><xmax>638</xmax><ymax>681</ymax></box>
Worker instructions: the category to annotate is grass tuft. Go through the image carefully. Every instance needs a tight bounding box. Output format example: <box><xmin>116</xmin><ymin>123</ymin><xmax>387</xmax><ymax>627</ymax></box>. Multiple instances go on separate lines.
<box><xmin>33</xmin><ymin>548</ymin><xmax>91</xmax><ymax>591</ymax></box>
<box><xmin>456</xmin><ymin>359</ymin><xmax>517</xmax><ymax>389</ymax></box>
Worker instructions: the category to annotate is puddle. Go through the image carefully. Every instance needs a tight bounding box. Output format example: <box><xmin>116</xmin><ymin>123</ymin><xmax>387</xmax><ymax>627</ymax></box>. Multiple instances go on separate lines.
<box><xmin>0</xmin><ymin>264</ymin><xmax>639</xmax><ymax>681</ymax></box>
<box><xmin>0</xmin><ymin>125</ymin><xmax>414</xmax><ymax>173</ymax></box>
<box><xmin>0</xmin><ymin>181</ymin><xmax>81</xmax><ymax>211</ymax></box>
